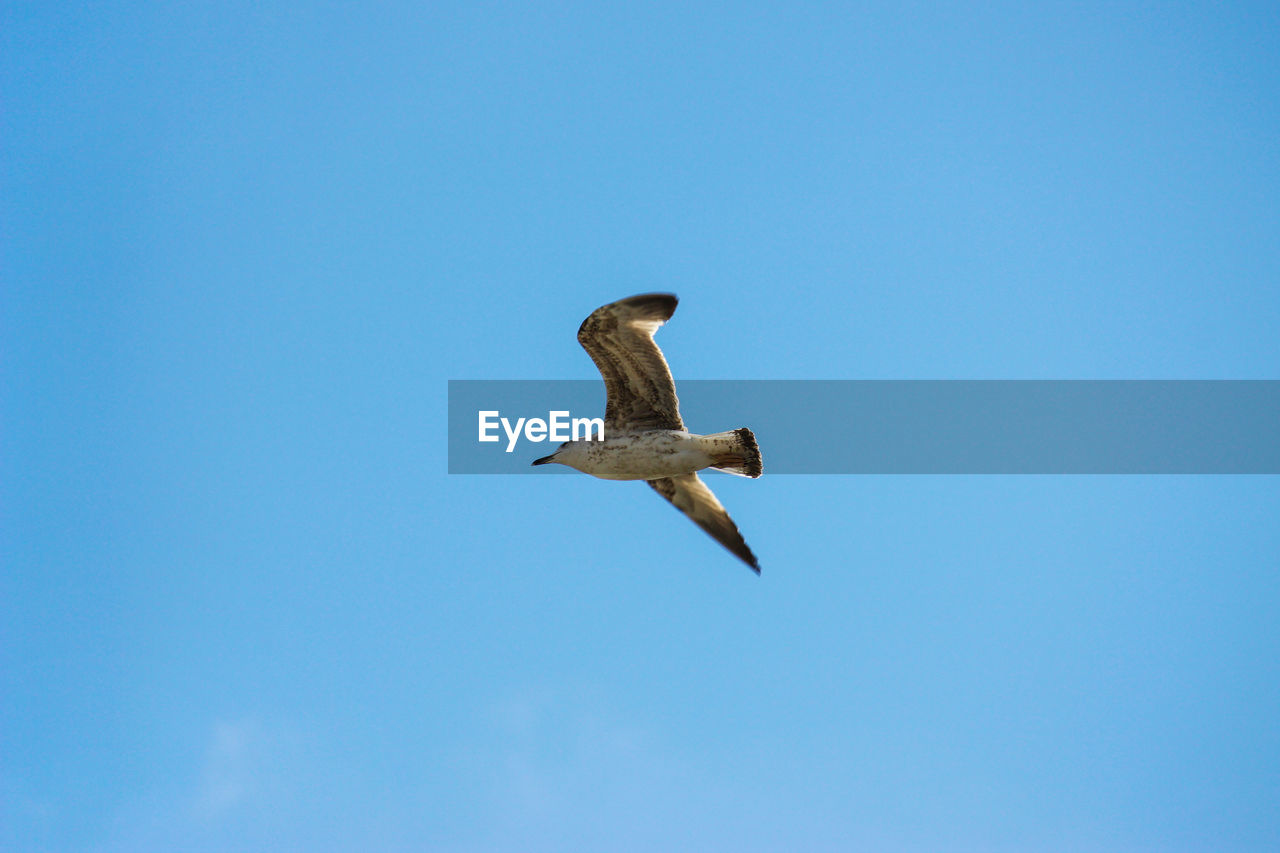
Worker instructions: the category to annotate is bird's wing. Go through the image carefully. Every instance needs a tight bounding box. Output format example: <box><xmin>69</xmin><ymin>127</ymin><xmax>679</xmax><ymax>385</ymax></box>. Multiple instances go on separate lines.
<box><xmin>577</xmin><ymin>293</ymin><xmax>684</xmax><ymax>432</ymax></box>
<box><xmin>648</xmin><ymin>473</ymin><xmax>760</xmax><ymax>573</ymax></box>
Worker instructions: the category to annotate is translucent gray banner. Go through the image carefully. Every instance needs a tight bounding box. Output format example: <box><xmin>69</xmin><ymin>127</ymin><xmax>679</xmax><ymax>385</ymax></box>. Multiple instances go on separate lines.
<box><xmin>447</xmin><ymin>380</ymin><xmax>1280</xmax><ymax>474</ymax></box>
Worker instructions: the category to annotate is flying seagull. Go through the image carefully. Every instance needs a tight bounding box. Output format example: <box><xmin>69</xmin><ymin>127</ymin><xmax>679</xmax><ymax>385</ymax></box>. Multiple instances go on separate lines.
<box><xmin>532</xmin><ymin>293</ymin><xmax>763</xmax><ymax>573</ymax></box>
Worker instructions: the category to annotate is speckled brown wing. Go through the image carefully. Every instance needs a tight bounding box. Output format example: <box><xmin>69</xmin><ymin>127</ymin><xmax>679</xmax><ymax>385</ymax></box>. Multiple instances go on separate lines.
<box><xmin>648</xmin><ymin>474</ymin><xmax>760</xmax><ymax>573</ymax></box>
<box><xmin>577</xmin><ymin>293</ymin><xmax>684</xmax><ymax>432</ymax></box>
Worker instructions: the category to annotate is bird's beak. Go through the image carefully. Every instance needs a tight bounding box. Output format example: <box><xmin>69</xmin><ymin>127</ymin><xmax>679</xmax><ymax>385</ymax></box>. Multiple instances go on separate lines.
<box><xmin>531</xmin><ymin>454</ymin><xmax>556</xmax><ymax>466</ymax></box>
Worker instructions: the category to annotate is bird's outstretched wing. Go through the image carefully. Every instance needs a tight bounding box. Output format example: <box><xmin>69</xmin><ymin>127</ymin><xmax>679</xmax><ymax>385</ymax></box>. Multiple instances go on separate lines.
<box><xmin>648</xmin><ymin>474</ymin><xmax>760</xmax><ymax>573</ymax></box>
<box><xmin>577</xmin><ymin>293</ymin><xmax>684</xmax><ymax>432</ymax></box>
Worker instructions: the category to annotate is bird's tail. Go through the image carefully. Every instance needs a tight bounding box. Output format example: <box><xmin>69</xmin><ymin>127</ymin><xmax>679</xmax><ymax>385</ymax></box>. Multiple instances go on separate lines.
<box><xmin>703</xmin><ymin>427</ymin><xmax>763</xmax><ymax>478</ymax></box>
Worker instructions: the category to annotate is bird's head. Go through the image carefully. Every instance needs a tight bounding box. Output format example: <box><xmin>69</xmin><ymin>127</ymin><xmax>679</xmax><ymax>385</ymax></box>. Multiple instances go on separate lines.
<box><xmin>531</xmin><ymin>441</ymin><xmax>571</xmax><ymax>467</ymax></box>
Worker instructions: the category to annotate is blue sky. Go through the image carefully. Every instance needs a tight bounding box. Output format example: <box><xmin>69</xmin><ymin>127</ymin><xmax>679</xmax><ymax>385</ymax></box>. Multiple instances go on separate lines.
<box><xmin>3</xmin><ymin>2</ymin><xmax>1278</xmax><ymax>850</ymax></box>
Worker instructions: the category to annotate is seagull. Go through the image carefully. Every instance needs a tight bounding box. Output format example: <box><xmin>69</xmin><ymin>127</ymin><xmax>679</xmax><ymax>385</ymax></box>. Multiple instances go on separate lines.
<box><xmin>532</xmin><ymin>293</ymin><xmax>763</xmax><ymax>573</ymax></box>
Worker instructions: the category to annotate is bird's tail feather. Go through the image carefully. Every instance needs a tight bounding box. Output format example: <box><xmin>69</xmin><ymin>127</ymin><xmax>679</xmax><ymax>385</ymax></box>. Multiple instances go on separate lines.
<box><xmin>703</xmin><ymin>427</ymin><xmax>763</xmax><ymax>478</ymax></box>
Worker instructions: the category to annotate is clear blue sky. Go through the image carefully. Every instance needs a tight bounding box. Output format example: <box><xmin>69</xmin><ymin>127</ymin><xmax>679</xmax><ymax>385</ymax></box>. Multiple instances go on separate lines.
<box><xmin>4</xmin><ymin>2</ymin><xmax>1278</xmax><ymax>851</ymax></box>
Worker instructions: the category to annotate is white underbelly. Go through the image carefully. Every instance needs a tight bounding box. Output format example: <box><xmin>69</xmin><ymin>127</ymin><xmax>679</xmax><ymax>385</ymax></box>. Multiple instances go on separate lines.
<box><xmin>577</xmin><ymin>432</ymin><xmax>712</xmax><ymax>480</ymax></box>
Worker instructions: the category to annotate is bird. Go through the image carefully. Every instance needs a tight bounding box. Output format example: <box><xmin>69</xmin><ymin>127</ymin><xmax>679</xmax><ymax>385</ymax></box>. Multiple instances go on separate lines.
<box><xmin>532</xmin><ymin>293</ymin><xmax>763</xmax><ymax>573</ymax></box>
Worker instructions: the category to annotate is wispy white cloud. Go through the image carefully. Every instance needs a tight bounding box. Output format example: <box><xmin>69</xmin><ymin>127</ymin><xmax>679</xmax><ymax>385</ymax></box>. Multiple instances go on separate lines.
<box><xmin>189</xmin><ymin>718</ymin><xmax>263</xmax><ymax>821</ymax></box>
<box><xmin>96</xmin><ymin>716</ymin><xmax>309</xmax><ymax>853</ymax></box>
<box><xmin>457</xmin><ymin>685</ymin><xmax>717</xmax><ymax>850</ymax></box>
